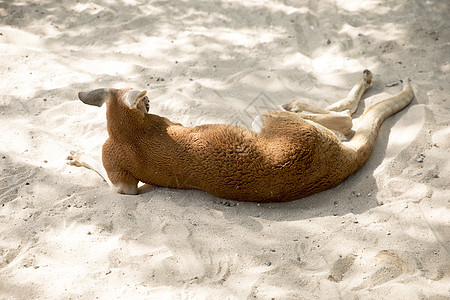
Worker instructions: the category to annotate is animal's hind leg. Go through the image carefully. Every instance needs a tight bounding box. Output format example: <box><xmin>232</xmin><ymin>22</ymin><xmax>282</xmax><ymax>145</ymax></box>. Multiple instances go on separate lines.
<box><xmin>326</xmin><ymin>69</ymin><xmax>372</xmax><ymax>115</ymax></box>
<box><xmin>281</xmin><ymin>70</ymin><xmax>372</xmax><ymax>135</ymax></box>
<box><xmin>343</xmin><ymin>77</ymin><xmax>414</xmax><ymax>168</ymax></box>
<box><xmin>282</xmin><ymin>70</ymin><xmax>372</xmax><ymax>115</ymax></box>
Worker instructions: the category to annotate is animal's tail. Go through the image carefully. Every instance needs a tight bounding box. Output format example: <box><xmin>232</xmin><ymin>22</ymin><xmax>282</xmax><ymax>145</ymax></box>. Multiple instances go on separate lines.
<box><xmin>344</xmin><ymin>78</ymin><xmax>415</xmax><ymax>168</ymax></box>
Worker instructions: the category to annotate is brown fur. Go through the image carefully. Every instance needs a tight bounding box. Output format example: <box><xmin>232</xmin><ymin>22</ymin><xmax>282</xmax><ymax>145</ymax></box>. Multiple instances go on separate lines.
<box><xmin>67</xmin><ymin>70</ymin><xmax>414</xmax><ymax>202</ymax></box>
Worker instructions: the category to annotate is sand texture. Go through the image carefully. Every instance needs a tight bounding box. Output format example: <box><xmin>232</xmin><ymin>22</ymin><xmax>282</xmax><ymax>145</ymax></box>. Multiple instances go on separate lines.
<box><xmin>0</xmin><ymin>0</ymin><xmax>449</xmax><ymax>299</ymax></box>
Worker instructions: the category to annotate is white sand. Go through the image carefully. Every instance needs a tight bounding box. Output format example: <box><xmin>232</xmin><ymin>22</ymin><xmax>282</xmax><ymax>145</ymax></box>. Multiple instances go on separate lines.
<box><xmin>1</xmin><ymin>0</ymin><xmax>449</xmax><ymax>298</ymax></box>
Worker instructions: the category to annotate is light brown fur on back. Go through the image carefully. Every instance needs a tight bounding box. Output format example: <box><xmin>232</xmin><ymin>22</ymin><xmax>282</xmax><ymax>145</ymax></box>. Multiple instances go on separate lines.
<box><xmin>105</xmin><ymin>111</ymin><xmax>353</xmax><ymax>202</ymax></box>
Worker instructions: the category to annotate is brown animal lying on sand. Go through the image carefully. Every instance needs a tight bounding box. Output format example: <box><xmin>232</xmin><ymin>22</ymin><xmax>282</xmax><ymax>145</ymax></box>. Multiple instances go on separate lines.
<box><xmin>67</xmin><ymin>70</ymin><xmax>414</xmax><ymax>202</ymax></box>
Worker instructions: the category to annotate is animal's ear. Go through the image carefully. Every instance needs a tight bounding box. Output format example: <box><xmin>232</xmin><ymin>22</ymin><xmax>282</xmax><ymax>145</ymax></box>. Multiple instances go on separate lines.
<box><xmin>78</xmin><ymin>89</ymin><xmax>111</xmax><ymax>107</ymax></box>
<box><xmin>124</xmin><ymin>90</ymin><xmax>147</xmax><ymax>110</ymax></box>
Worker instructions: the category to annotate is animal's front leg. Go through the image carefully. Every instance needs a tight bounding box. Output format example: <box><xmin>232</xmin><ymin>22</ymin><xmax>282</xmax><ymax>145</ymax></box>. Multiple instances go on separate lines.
<box><xmin>294</xmin><ymin>111</ymin><xmax>353</xmax><ymax>135</ymax></box>
<box><xmin>66</xmin><ymin>150</ymin><xmax>111</xmax><ymax>184</ymax></box>
<box><xmin>66</xmin><ymin>150</ymin><xmax>138</xmax><ymax>195</ymax></box>
<box><xmin>274</xmin><ymin>109</ymin><xmax>353</xmax><ymax>136</ymax></box>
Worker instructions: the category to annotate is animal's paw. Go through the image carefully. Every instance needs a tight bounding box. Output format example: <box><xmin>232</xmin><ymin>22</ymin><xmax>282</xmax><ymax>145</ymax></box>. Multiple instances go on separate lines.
<box><xmin>401</xmin><ymin>77</ymin><xmax>411</xmax><ymax>86</ymax></box>
<box><xmin>282</xmin><ymin>100</ymin><xmax>303</xmax><ymax>112</ymax></box>
<box><xmin>66</xmin><ymin>150</ymin><xmax>84</xmax><ymax>167</ymax></box>
<box><xmin>342</xmin><ymin>109</ymin><xmax>352</xmax><ymax>116</ymax></box>
<box><xmin>363</xmin><ymin>69</ymin><xmax>372</xmax><ymax>84</ymax></box>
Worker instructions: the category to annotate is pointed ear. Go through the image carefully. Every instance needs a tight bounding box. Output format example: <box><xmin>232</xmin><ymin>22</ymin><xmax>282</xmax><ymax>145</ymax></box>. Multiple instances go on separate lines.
<box><xmin>124</xmin><ymin>90</ymin><xmax>147</xmax><ymax>109</ymax></box>
<box><xmin>78</xmin><ymin>89</ymin><xmax>111</xmax><ymax>107</ymax></box>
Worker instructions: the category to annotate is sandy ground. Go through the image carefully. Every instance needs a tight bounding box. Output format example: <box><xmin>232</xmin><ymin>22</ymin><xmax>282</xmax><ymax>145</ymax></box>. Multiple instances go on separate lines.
<box><xmin>1</xmin><ymin>0</ymin><xmax>449</xmax><ymax>299</ymax></box>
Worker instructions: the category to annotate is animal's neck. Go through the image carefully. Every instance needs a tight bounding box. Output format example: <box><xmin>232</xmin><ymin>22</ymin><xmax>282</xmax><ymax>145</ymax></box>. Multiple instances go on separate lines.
<box><xmin>105</xmin><ymin>103</ymin><xmax>143</xmax><ymax>142</ymax></box>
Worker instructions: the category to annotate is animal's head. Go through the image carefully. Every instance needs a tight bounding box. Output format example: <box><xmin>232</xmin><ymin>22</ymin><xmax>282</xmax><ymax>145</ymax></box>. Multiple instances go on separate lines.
<box><xmin>78</xmin><ymin>88</ymin><xmax>150</xmax><ymax>119</ymax></box>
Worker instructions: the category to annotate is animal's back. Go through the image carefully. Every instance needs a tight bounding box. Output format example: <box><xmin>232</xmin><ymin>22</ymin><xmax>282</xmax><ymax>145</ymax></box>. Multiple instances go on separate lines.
<box><xmin>104</xmin><ymin>112</ymin><xmax>355</xmax><ymax>202</ymax></box>
<box><xmin>174</xmin><ymin>117</ymin><xmax>354</xmax><ymax>202</ymax></box>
